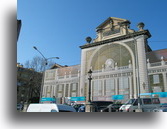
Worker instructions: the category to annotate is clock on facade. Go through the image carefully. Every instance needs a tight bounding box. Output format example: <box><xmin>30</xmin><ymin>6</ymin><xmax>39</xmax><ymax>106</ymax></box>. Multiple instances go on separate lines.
<box><xmin>105</xmin><ymin>59</ymin><xmax>114</xmax><ymax>68</ymax></box>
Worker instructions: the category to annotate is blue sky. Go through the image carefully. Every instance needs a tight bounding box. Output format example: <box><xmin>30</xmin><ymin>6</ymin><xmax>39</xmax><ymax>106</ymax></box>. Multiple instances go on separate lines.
<box><xmin>17</xmin><ymin>0</ymin><xmax>167</xmax><ymax>66</ymax></box>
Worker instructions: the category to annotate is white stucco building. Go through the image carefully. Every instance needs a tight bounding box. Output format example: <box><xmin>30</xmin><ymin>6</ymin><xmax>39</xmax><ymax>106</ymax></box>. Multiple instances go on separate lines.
<box><xmin>42</xmin><ymin>17</ymin><xmax>167</xmax><ymax>103</ymax></box>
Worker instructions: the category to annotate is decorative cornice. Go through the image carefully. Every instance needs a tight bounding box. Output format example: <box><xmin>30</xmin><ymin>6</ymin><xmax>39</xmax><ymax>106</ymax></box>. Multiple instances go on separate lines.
<box><xmin>80</xmin><ymin>30</ymin><xmax>151</xmax><ymax>49</ymax></box>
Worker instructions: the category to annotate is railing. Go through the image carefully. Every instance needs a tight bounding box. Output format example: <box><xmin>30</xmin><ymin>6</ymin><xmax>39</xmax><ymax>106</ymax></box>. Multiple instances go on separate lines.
<box><xmin>93</xmin><ymin>65</ymin><xmax>131</xmax><ymax>73</ymax></box>
<box><xmin>71</xmin><ymin>74</ymin><xmax>78</xmax><ymax>78</ymax></box>
<box><xmin>93</xmin><ymin>70</ymin><xmax>102</xmax><ymax>73</ymax></box>
<box><xmin>58</xmin><ymin>76</ymin><xmax>64</xmax><ymax>79</ymax></box>
<box><xmin>57</xmin><ymin>61</ymin><xmax>167</xmax><ymax>79</ymax></box>
<box><xmin>58</xmin><ymin>74</ymin><xmax>78</xmax><ymax>79</ymax></box>
<box><xmin>149</xmin><ymin>61</ymin><xmax>167</xmax><ymax>67</ymax></box>
<box><xmin>118</xmin><ymin>66</ymin><xmax>129</xmax><ymax>70</ymax></box>
<box><xmin>150</xmin><ymin>62</ymin><xmax>162</xmax><ymax>67</ymax></box>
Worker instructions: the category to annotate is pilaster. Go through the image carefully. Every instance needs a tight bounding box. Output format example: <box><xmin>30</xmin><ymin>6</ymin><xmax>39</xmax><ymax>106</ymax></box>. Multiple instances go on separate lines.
<box><xmin>68</xmin><ymin>83</ymin><xmax>71</xmax><ymax>97</ymax></box>
<box><xmin>80</xmin><ymin>49</ymin><xmax>86</xmax><ymax>96</ymax></box>
<box><xmin>163</xmin><ymin>73</ymin><xmax>167</xmax><ymax>92</ymax></box>
<box><xmin>115</xmin><ymin>78</ymin><xmax>118</xmax><ymax>95</ymax></box>
<box><xmin>135</xmin><ymin>35</ymin><xmax>149</xmax><ymax>93</ymax></box>
<box><xmin>129</xmin><ymin>76</ymin><xmax>133</xmax><ymax>98</ymax></box>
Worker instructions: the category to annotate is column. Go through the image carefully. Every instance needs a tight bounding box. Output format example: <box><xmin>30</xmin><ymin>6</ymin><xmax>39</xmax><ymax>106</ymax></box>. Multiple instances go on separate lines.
<box><xmin>63</xmin><ymin>84</ymin><xmax>66</xmax><ymax>97</ymax></box>
<box><xmin>80</xmin><ymin>49</ymin><xmax>87</xmax><ymax>96</ymax></box>
<box><xmin>50</xmin><ymin>85</ymin><xmax>53</xmax><ymax>97</ymax></box>
<box><xmin>115</xmin><ymin>78</ymin><xmax>118</xmax><ymax>95</ymax></box>
<box><xmin>135</xmin><ymin>35</ymin><xmax>149</xmax><ymax>93</ymax></box>
<box><xmin>54</xmin><ymin>85</ymin><xmax>57</xmax><ymax>97</ymax></box>
<box><xmin>102</xmin><ymin>79</ymin><xmax>105</xmax><ymax>96</ymax></box>
<box><xmin>55</xmin><ymin>69</ymin><xmax>58</xmax><ymax>80</ymax></box>
<box><xmin>163</xmin><ymin>73</ymin><xmax>167</xmax><ymax>92</ymax></box>
<box><xmin>129</xmin><ymin>76</ymin><xmax>133</xmax><ymax>98</ymax></box>
<box><xmin>68</xmin><ymin>83</ymin><xmax>71</xmax><ymax>97</ymax></box>
<box><xmin>77</xmin><ymin>70</ymin><xmax>80</xmax><ymax>96</ymax></box>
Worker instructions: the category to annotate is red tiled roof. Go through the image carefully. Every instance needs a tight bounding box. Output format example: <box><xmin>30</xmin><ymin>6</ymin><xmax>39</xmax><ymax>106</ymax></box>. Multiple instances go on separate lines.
<box><xmin>146</xmin><ymin>49</ymin><xmax>167</xmax><ymax>63</ymax></box>
<box><xmin>57</xmin><ymin>65</ymin><xmax>80</xmax><ymax>76</ymax></box>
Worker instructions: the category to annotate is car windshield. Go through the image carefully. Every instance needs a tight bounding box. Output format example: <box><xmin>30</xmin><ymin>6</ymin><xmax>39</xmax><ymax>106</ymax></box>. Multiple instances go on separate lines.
<box><xmin>124</xmin><ymin>99</ymin><xmax>135</xmax><ymax>105</ymax></box>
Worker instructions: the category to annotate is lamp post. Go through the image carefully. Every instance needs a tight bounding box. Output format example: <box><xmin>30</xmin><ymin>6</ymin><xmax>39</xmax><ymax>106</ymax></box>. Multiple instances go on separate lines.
<box><xmin>33</xmin><ymin>46</ymin><xmax>59</xmax><ymax>103</ymax></box>
<box><xmin>88</xmin><ymin>69</ymin><xmax>92</xmax><ymax>102</ymax></box>
<box><xmin>85</xmin><ymin>69</ymin><xmax>93</xmax><ymax>112</ymax></box>
<box><xmin>33</xmin><ymin>46</ymin><xmax>59</xmax><ymax>65</ymax></box>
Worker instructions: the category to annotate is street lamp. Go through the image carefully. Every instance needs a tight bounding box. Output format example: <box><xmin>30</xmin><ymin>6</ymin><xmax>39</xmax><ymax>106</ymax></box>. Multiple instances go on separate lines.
<box><xmin>33</xmin><ymin>46</ymin><xmax>59</xmax><ymax>102</ymax></box>
<box><xmin>88</xmin><ymin>69</ymin><xmax>92</xmax><ymax>102</ymax></box>
<box><xmin>33</xmin><ymin>46</ymin><xmax>59</xmax><ymax>65</ymax></box>
<box><xmin>85</xmin><ymin>69</ymin><xmax>93</xmax><ymax>112</ymax></box>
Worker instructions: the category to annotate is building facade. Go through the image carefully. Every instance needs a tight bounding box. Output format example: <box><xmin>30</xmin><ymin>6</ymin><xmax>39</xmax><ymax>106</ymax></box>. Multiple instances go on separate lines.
<box><xmin>43</xmin><ymin>65</ymin><xmax>80</xmax><ymax>98</ymax></box>
<box><xmin>43</xmin><ymin>17</ymin><xmax>167</xmax><ymax>103</ymax></box>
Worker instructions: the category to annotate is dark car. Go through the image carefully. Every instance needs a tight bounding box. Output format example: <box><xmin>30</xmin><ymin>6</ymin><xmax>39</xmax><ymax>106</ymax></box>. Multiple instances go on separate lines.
<box><xmin>78</xmin><ymin>105</ymin><xmax>85</xmax><ymax>112</ymax></box>
<box><xmin>73</xmin><ymin>104</ymin><xmax>84</xmax><ymax>112</ymax></box>
<box><xmin>91</xmin><ymin>101</ymin><xmax>114</xmax><ymax>112</ymax></box>
<box><xmin>101</xmin><ymin>104</ymin><xmax>123</xmax><ymax>112</ymax></box>
<box><xmin>57</xmin><ymin>104</ymin><xmax>76</xmax><ymax>112</ymax></box>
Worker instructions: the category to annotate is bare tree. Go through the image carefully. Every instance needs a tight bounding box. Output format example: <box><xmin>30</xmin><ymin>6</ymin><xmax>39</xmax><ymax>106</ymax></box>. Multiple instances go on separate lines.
<box><xmin>21</xmin><ymin>56</ymin><xmax>55</xmax><ymax>103</ymax></box>
<box><xmin>24</xmin><ymin>56</ymin><xmax>55</xmax><ymax>72</ymax></box>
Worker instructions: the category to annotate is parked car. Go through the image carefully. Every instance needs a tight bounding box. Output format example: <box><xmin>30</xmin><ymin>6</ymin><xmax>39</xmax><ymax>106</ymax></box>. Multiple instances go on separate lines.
<box><xmin>27</xmin><ymin>103</ymin><xmax>59</xmax><ymax>112</ymax></box>
<box><xmin>101</xmin><ymin>104</ymin><xmax>122</xmax><ymax>112</ymax></box>
<box><xmin>78</xmin><ymin>105</ymin><xmax>85</xmax><ymax>112</ymax></box>
<box><xmin>17</xmin><ymin>104</ymin><xmax>24</xmax><ymax>111</ymax></box>
<box><xmin>73</xmin><ymin>104</ymin><xmax>84</xmax><ymax>112</ymax></box>
<box><xmin>27</xmin><ymin>103</ymin><xmax>76</xmax><ymax>112</ymax></box>
<box><xmin>91</xmin><ymin>101</ymin><xmax>114</xmax><ymax>112</ymax></box>
<box><xmin>152</xmin><ymin>107</ymin><xmax>167</xmax><ymax>112</ymax></box>
<box><xmin>119</xmin><ymin>98</ymin><xmax>161</xmax><ymax>112</ymax></box>
<box><xmin>57</xmin><ymin>104</ymin><xmax>76</xmax><ymax>112</ymax></box>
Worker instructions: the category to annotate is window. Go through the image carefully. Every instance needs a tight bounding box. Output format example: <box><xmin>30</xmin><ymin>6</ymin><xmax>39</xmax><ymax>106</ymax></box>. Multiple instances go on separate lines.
<box><xmin>58</xmin><ymin>84</ymin><xmax>63</xmax><ymax>91</ymax></box>
<box><xmin>72</xmin><ymin>83</ymin><xmax>77</xmax><ymax>91</ymax></box>
<box><xmin>93</xmin><ymin>80</ymin><xmax>102</xmax><ymax>96</ymax></box>
<box><xmin>152</xmin><ymin>98</ymin><xmax>160</xmax><ymax>104</ymax></box>
<box><xmin>72</xmin><ymin>92</ymin><xmax>76</xmax><ymax>97</ymax></box>
<box><xmin>119</xmin><ymin>77</ymin><xmax>129</xmax><ymax>95</ymax></box>
<box><xmin>58</xmin><ymin>93</ymin><xmax>62</xmax><ymax>97</ymax></box>
<box><xmin>125</xmin><ymin>99</ymin><xmax>135</xmax><ymax>105</ymax></box>
<box><xmin>133</xmin><ymin>99</ymin><xmax>142</xmax><ymax>106</ymax></box>
<box><xmin>153</xmin><ymin>75</ymin><xmax>160</xmax><ymax>84</ymax></box>
<box><xmin>143</xmin><ymin>98</ymin><xmax>152</xmax><ymax>104</ymax></box>
<box><xmin>106</xmin><ymin>79</ymin><xmax>114</xmax><ymax>96</ymax></box>
<box><xmin>153</xmin><ymin>87</ymin><xmax>162</xmax><ymax>92</ymax></box>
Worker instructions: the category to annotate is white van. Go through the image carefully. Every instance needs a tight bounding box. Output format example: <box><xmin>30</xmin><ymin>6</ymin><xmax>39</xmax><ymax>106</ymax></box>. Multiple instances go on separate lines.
<box><xmin>27</xmin><ymin>103</ymin><xmax>76</xmax><ymax>112</ymax></box>
<box><xmin>119</xmin><ymin>98</ymin><xmax>161</xmax><ymax>112</ymax></box>
<box><xmin>27</xmin><ymin>104</ymin><xmax>59</xmax><ymax>112</ymax></box>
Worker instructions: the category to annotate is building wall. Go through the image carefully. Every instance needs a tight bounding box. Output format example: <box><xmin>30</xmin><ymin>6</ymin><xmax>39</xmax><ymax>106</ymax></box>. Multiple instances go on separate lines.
<box><xmin>43</xmin><ymin>65</ymin><xmax>80</xmax><ymax>99</ymax></box>
<box><xmin>43</xmin><ymin>17</ymin><xmax>167</xmax><ymax>103</ymax></box>
<box><xmin>148</xmin><ymin>62</ymin><xmax>167</xmax><ymax>92</ymax></box>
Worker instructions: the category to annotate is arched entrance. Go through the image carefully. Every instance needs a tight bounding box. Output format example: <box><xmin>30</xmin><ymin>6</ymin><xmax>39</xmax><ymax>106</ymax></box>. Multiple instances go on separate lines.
<box><xmin>87</xmin><ymin>41</ymin><xmax>138</xmax><ymax>99</ymax></box>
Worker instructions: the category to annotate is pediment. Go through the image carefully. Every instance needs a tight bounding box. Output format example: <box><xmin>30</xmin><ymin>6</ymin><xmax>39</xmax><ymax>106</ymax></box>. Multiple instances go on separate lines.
<box><xmin>94</xmin><ymin>17</ymin><xmax>134</xmax><ymax>42</ymax></box>
<box><xmin>96</xmin><ymin>17</ymin><xmax>128</xmax><ymax>30</ymax></box>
